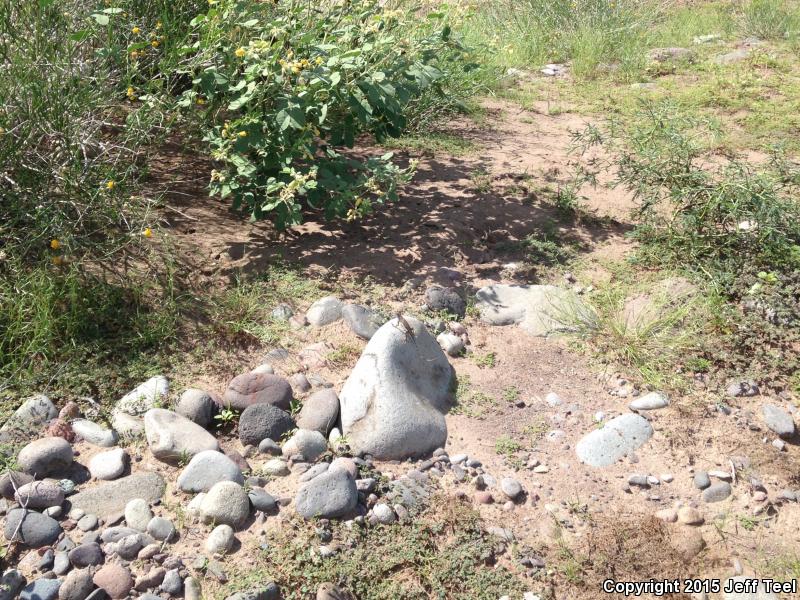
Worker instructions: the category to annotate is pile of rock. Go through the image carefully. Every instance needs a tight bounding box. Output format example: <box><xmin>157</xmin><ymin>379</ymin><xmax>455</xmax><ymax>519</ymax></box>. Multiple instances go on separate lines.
<box><xmin>0</xmin><ymin>310</ymin><xmax>462</xmax><ymax>600</ymax></box>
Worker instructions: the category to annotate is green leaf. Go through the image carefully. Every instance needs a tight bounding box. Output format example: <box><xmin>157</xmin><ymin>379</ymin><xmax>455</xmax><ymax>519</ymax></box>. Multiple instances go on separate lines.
<box><xmin>277</xmin><ymin>106</ymin><xmax>305</xmax><ymax>131</ymax></box>
<box><xmin>102</xmin><ymin>7</ymin><xmax>124</xmax><ymax>13</ymax></box>
<box><xmin>91</xmin><ymin>13</ymin><xmax>109</xmax><ymax>25</ymax></box>
<box><xmin>330</xmin><ymin>72</ymin><xmax>341</xmax><ymax>86</ymax></box>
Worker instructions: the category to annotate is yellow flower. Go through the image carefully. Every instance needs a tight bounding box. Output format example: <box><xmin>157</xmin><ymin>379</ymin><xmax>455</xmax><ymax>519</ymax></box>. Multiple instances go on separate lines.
<box><xmin>51</xmin><ymin>256</ymin><xmax>64</xmax><ymax>266</ymax></box>
<box><xmin>142</xmin><ymin>227</ymin><xmax>153</xmax><ymax>238</ymax></box>
<box><xmin>132</xmin><ymin>26</ymin><xmax>141</xmax><ymax>34</ymax></box>
<box><xmin>238</xmin><ymin>131</ymin><xmax>247</xmax><ymax>138</ymax></box>
<box><xmin>50</xmin><ymin>239</ymin><xmax>60</xmax><ymax>250</ymax></box>
<box><xmin>106</xmin><ymin>180</ymin><xmax>116</xmax><ymax>190</ymax></box>
<box><xmin>291</xmin><ymin>66</ymin><xmax>300</xmax><ymax>74</ymax></box>
<box><xmin>156</xmin><ymin>21</ymin><xmax>162</xmax><ymax>29</ymax></box>
<box><xmin>315</xmin><ymin>56</ymin><xmax>324</xmax><ymax>65</ymax></box>
<box><xmin>235</xmin><ymin>47</ymin><xmax>246</xmax><ymax>58</ymax></box>
<box><xmin>151</xmin><ymin>40</ymin><xmax>159</xmax><ymax>48</ymax></box>
<box><xmin>127</xmin><ymin>86</ymin><xmax>136</xmax><ymax>99</ymax></box>
<box><xmin>196</xmin><ymin>97</ymin><xmax>206</xmax><ymax>105</ymax></box>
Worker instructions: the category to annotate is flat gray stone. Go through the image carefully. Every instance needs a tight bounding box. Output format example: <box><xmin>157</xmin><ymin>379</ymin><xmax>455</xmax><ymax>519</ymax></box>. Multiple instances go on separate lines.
<box><xmin>296</xmin><ymin>389</ymin><xmax>339</xmax><ymax>436</ymax></box>
<box><xmin>306</xmin><ymin>296</ymin><xmax>343</xmax><ymax>326</ymax></box>
<box><xmin>575</xmin><ymin>413</ymin><xmax>654</xmax><ymax>467</ymax></box>
<box><xmin>342</xmin><ymin>304</ymin><xmax>383</xmax><ymax>340</ymax></box>
<box><xmin>17</xmin><ymin>437</ymin><xmax>74</xmax><ymax>477</ymax></box>
<box><xmin>629</xmin><ymin>392</ymin><xmax>669</xmax><ymax>411</ymax></box>
<box><xmin>340</xmin><ymin>316</ymin><xmax>452</xmax><ymax>460</ymax></box>
<box><xmin>295</xmin><ymin>468</ymin><xmax>357</xmax><ymax>519</ymax></box>
<box><xmin>71</xmin><ymin>419</ymin><xmax>118</xmax><ymax>447</ymax></box>
<box><xmin>69</xmin><ymin>473</ymin><xmax>165</xmax><ymax>518</ymax></box>
<box><xmin>144</xmin><ymin>409</ymin><xmax>219</xmax><ymax>464</ymax></box>
<box><xmin>703</xmin><ymin>482</ymin><xmax>732</xmax><ymax>503</ymax></box>
<box><xmin>762</xmin><ymin>404</ymin><xmax>795</xmax><ymax>438</ymax></box>
<box><xmin>14</xmin><ymin>480</ymin><xmax>64</xmax><ymax>509</ymax></box>
<box><xmin>177</xmin><ymin>450</ymin><xmax>244</xmax><ymax>493</ymax></box>
<box><xmin>475</xmin><ymin>284</ymin><xmax>587</xmax><ymax>336</ymax></box>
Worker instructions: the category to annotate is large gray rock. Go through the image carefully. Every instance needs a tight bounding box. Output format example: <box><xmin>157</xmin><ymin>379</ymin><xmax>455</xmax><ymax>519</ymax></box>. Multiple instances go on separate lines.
<box><xmin>295</xmin><ymin>468</ymin><xmax>357</xmax><ymax>519</ymax></box>
<box><xmin>17</xmin><ymin>436</ymin><xmax>73</xmax><ymax>477</ymax></box>
<box><xmin>222</xmin><ymin>373</ymin><xmax>293</xmax><ymax>412</ymax></box>
<box><xmin>69</xmin><ymin>473</ymin><xmax>165</xmax><ymax>518</ymax></box>
<box><xmin>144</xmin><ymin>409</ymin><xmax>219</xmax><ymax>464</ymax></box>
<box><xmin>71</xmin><ymin>420</ymin><xmax>118</xmax><ymax>447</ymax></box>
<box><xmin>238</xmin><ymin>404</ymin><xmax>295</xmax><ymax>447</ymax></box>
<box><xmin>342</xmin><ymin>304</ymin><xmax>383</xmax><ymax>340</ymax></box>
<box><xmin>475</xmin><ymin>284</ymin><xmax>587</xmax><ymax>336</ymax></box>
<box><xmin>306</xmin><ymin>296</ymin><xmax>343</xmax><ymax>326</ymax></box>
<box><xmin>0</xmin><ymin>395</ymin><xmax>57</xmax><ymax>442</ymax></box>
<box><xmin>282</xmin><ymin>429</ymin><xmax>327</xmax><ymax>462</ymax></box>
<box><xmin>296</xmin><ymin>389</ymin><xmax>339</xmax><ymax>435</ymax></box>
<box><xmin>200</xmin><ymin>481</ymin><xmax>250</xmax><ymax>529</ymax></box>
<box><xmin>176</xmin><ymin>389</ymin><xmax>217</xmax><ymax>428</ymax></box>
<box><xmin>339</xmin><ymin>316</ymin><xmax>452</xmax><ymax>460</ymax></box>
<box><xmin>4</xmin><ymin>509</ymin><xmax>62</xmax><ymax>547</ymax></box>
<box><xmin>177</xmin><ymin>450</ymin><xmax>244</xmax><ymax>493</ymax></box>
<box><xmin>762</xmin><ymin>404</ymin><xmax>795</xmax><ymax>438</ymax></box>
<box><xmin>575</xmin><ymin>413</ymin><xmax>654</xmax><ymax>467</ymax></box>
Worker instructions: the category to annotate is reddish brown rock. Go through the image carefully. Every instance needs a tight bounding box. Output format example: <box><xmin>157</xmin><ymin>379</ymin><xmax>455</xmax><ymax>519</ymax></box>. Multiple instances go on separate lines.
<box><xmin>93</xmin><ymin>563</ymin><xmax>133</xmax><ymax>599</ymax></box>
<box><xmin>221</xmin><ymin>373</ymin><xmax>293</xmax><ymax>411</ymax></box>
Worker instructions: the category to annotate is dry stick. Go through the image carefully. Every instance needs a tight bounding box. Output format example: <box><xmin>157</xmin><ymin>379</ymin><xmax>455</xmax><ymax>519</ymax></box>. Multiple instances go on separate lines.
<box><xmin>6</xmin><ymin>470</ymin><xmax>33</xmax><ymax>544</ymax></box>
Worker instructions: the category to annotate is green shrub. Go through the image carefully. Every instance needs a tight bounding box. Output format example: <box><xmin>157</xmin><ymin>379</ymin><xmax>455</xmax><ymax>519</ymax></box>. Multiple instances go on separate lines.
<box><xmin>576</xmin><ymin>102</ymin><xmax>800</xmax><ymax>281</ymax></box>
<box><xmin>739</xmin><ymin>0</ymin><xmax>800</xmax><ymax>40</ymax></box>
<box><xmin>176</xmin><ymin>0</ymin><xmax>472</xmax><ymax>228</ymax></box>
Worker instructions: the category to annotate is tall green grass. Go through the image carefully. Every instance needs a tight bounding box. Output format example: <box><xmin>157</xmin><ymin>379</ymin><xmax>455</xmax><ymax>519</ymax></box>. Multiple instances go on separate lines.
<box><xmin>458</xmin><ymin>0</ymin><xmax>800</xmax><ymax>82</ymax></box>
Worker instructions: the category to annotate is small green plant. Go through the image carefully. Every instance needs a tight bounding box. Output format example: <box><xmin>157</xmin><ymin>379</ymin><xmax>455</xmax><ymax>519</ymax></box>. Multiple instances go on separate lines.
<box><xmin>471</xmin><ymin>351</ymin><xmax>497</xmax><ymax>369</ymax></box>
<box><xmin>214</xmin><ymin>407</ymin><xmax>240</xmax><ymax>428</ymax></box>
<box><xmin>738</xmin><ymin>515</ymin><xmax>758</xmax><ymax>531</ymax></box>
<box><xmin>494</xmin><ymin>435</ymin><xmax>522</xmax><ymax>456</ymax></box>
<box><xmin>502</xmin><ymin>386</ymin><xmax>520</xmax><ymax>403</ymax></box>
<box><xmin>523</xmin><ymin>420</ymin><xmax>549</xmax><ymax>444</ymax></box>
